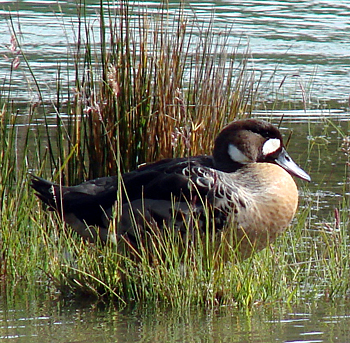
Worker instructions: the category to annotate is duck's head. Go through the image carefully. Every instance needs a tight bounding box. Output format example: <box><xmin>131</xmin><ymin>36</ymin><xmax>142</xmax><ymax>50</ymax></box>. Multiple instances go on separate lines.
<box><xmin>213</xmin><ymin>119</ymin><xmax>311</xmax><ymax>182</ymax></box>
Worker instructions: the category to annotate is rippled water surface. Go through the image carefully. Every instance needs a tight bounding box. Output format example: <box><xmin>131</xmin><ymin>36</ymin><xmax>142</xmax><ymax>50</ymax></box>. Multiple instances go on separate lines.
<box><xmin>1</xmin><ymin>1</ymin><xmax>350</xmax><ymax>342</ymax></box>
<box><xmin>2</xmin><ymin>296</ymin><xmax>350</xmax><ymax>342</ymax></box>
<box><xmin>0</xmin><ymin>0</ymin><xmax>350</xmax><ymax>105</ymax></box>
<box><xmin>0</xmin><ymin>300</ymin><xmax>350</xmax><ymax>343</ymax></box>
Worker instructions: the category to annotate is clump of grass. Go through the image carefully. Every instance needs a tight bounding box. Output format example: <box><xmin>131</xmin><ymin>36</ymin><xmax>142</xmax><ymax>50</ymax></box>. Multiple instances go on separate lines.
<box><xmin>0</xmin><ymin>0</ymin><xmax>257</xmax><ymax>304</ymax></box>
<box><xmin>46</xmin><ymin>0</ymin><xmax>258</xmax><ymax>183</ymax></box>
<box><xmin>2</xmin><ymin>0</ymin><xmax>350</xmax><ymax>310</ymax></box>
<box><xmin>0</xmin><ymin>105</ymin><xmax>45</xmax><ymax>288</ymax></box>
<box><xmin>25</xmin><ymin>195</ymin><xmax>350</xmax><ymax>309</ymax></box>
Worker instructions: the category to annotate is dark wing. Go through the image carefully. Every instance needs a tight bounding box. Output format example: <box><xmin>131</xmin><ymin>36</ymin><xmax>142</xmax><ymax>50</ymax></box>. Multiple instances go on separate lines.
<box><xmin>31</xmin><ymin>175</ymin><xmax>119</xmax><ymax>228</ymax></box>
<box><xmin>31</xmin><ymin>155</ymin><xmax>220</xmax><ymax>231</ymax></box>
<box><xmin>122</xmin><ymin>155</ymin><xmax>216</xmax><ymax>203</ymax></box>
<box><xmin>119</xmin><ymin>156</ymin><xmax>237</xmax><ymax>241</ymax></box>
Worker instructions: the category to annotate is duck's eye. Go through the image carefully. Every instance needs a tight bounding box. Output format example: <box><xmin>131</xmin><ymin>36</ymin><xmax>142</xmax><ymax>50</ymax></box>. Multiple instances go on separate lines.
<box><xmin>262</xmin><ymin>138</ymin><xmax>281</xmax><ymax>156</ymax></box>
<box><xmin>228</xmin><ymin>144</ymin><xmax>251</xmax><ymax>164</ymax></box>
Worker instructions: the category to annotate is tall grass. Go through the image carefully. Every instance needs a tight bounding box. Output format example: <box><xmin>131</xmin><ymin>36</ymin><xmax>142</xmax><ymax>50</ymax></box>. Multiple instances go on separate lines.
<box><xmin>47</xmin><ymin>1</ymin><xmax>258</xmax><ymax>183</ymax></box>
<box><xmin>1</xmin><ymin>1</ymin><xmax>350</xmax><ymax>309</ymax></box>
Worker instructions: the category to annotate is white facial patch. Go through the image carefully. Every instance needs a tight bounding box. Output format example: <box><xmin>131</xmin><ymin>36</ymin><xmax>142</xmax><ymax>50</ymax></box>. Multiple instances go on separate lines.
<box><xmin>262</xmin><ymin>138</ymin><xmax>281</xmax><ymax>156</ymax></box>
<box><xmin>228</xmin><ymin>144</ymin><xmax>251</xmax><ymax>164</ymax></box>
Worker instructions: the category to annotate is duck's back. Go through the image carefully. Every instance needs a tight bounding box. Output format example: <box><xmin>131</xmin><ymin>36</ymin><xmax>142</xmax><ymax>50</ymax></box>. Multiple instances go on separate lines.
<box><xmin>122</xmin><ymin>155</ymin><xmax>215</xmax><ymax>202</ymax></box>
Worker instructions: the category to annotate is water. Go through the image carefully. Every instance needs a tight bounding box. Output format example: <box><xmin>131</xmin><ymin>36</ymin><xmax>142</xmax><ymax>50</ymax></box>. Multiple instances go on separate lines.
<box><xmin>1</xmin><ymin>0</ymin><xmax>349</xmax><ymax>210</ymax></box>
<box><xmin>1</xmin><ymin>0</ymin><xmax>350</xmax><ymax>341</ymax></box>
<box><xmin>259</xmin><ymin>110</ymin><xmax>350</xmax><ymax>221</ymax></box>
<box><xmin>1</xmin><ymin>1</ymin><xmax>350</xmax><ymax>106</ymax></box>
<box><xmin>2</xmin><ymin>297</ymin><xmax>350</xmax><ymax>342</ymax></box>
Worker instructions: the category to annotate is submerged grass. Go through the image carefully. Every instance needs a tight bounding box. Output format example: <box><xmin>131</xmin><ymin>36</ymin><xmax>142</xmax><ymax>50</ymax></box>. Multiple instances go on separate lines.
<box><xmin>1</xmin><ymin>1</ymin><xmax>350</xmax><ymax>309</ymax></box>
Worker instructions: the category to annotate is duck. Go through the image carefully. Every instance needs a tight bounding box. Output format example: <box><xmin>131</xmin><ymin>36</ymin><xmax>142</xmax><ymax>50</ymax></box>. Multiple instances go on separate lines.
<box><xmin>31</xmin><ymin>119</ymin><xmax>310</xmax><ymax>258</ymax></box>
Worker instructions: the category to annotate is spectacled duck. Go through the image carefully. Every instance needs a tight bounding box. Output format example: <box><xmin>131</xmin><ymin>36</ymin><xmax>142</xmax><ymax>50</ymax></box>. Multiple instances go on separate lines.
<box><xmin>31</xmin><ymin>119</ymin><xmax>310</xmax><ymax>258</ymax></box>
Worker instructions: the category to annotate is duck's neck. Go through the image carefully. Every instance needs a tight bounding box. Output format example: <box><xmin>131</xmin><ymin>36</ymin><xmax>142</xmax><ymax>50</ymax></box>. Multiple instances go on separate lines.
<box><xmin>213</xmin><ymin>158</ymin><xmax>245</xmax><ymax>173</ymax></box>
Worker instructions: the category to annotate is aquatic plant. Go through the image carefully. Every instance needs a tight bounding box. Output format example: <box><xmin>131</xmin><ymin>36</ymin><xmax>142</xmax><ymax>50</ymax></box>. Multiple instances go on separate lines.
<box><xmin>1</xmin><ymin>0</ymin><xmax>350</xmax><ymax>309</ymax></box>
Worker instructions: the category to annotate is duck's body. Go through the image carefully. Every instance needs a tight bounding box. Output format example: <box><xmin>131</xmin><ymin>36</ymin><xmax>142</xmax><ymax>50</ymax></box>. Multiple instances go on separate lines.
<box><xmin>31</xmin><ymin>119</ymin><xmax>310</xmax><ymax>257</ymax></box>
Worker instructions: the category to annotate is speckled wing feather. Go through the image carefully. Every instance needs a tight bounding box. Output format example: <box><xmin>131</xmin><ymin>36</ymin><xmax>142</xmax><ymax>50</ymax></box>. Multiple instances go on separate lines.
<box><xmin>118</xmin><ymin>156</ymin><xmax>236</xmax><ymax>240</ymax></box>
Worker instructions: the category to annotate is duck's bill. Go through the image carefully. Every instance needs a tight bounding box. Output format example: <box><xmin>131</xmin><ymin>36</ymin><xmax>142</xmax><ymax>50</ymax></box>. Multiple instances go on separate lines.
<box><xmin>275</xmin><ymin>148</ymin><xmax>311</xmax><ymax>182</ymax></box>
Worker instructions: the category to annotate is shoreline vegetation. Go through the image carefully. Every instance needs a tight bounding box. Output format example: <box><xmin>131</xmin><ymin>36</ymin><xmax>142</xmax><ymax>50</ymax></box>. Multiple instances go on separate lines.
<box><xmin>1</xmin><ymin>1</ymin><xmax>349</xmax><ymax>309</ymax></box>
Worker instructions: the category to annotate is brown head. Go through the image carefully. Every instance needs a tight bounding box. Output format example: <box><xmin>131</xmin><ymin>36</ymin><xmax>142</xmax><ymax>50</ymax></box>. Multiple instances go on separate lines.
<box><xmin>213</xmin><ymin>119</ymin><xmax>311</xmax><ymax>182</ymax></box>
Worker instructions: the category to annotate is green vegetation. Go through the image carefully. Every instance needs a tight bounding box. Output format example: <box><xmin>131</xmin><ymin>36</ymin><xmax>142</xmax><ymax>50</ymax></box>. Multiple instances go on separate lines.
<box><xmin>1</xmin><ymin>1</ymin><xmax>350</xmax><ymax>309</ymax></box>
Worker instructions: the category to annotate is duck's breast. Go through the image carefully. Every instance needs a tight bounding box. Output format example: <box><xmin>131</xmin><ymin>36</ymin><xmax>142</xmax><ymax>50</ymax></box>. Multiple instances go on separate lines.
<box><xmin>223</xmin><ymin>163</ymin><xmax>299</xmax><ymax>254</ymax></box>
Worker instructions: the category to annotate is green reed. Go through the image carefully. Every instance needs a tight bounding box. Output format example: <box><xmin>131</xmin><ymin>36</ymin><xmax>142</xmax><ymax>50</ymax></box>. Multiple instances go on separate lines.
<box><xmin>45</xmin><ymin>0</ymin><xmax>257</xmax><ymax>183</ymax></box>
<box><xmin>1</xmin><ymin>0</ymin><xmax>350</xmax><ymax>309</ymax></box>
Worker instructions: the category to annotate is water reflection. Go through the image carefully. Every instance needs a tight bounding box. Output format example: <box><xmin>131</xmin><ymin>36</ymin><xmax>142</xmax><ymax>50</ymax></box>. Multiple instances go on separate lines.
<box><xmin>1</xmin><ymin>297</ymin><xmax>350</xmax><ymax>342</ymax></box>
